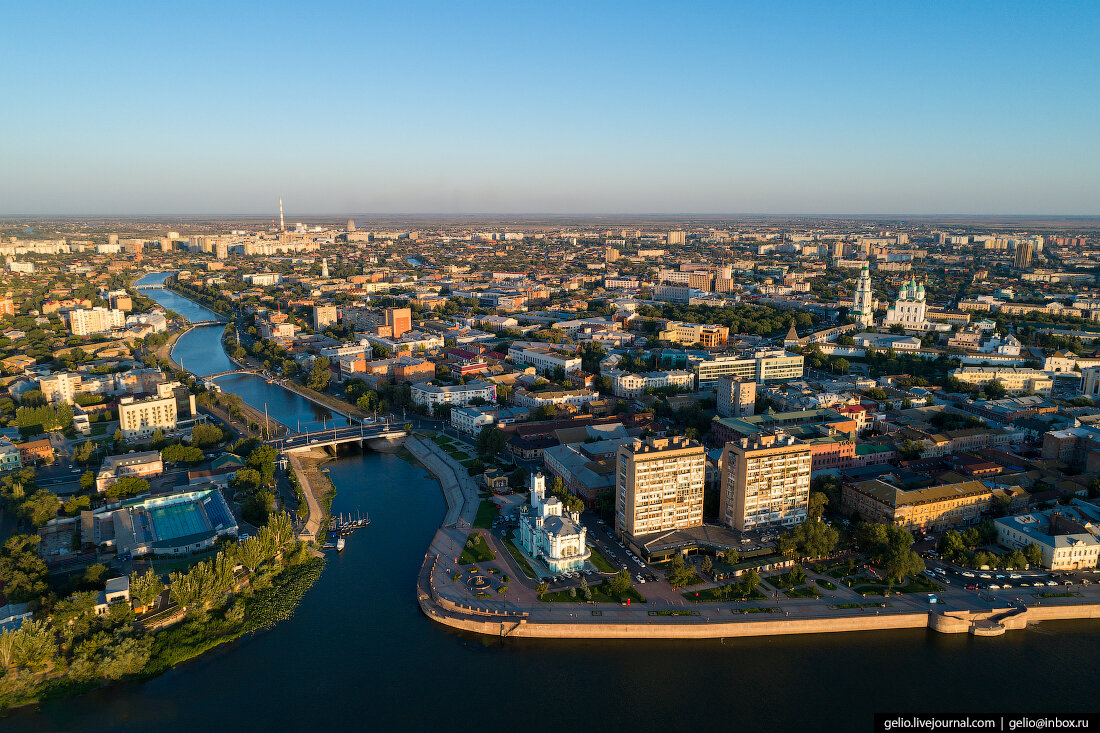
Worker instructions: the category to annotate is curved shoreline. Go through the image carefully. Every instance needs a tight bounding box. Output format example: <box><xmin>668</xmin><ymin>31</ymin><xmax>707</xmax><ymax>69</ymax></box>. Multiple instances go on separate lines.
<box><xmin>409</xmin><ymin>435</ymin><xmax>1100</xmax><ymax>640</ymax></box>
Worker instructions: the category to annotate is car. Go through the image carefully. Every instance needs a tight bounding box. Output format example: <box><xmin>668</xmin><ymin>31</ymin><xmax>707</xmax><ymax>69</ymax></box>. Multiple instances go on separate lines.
<box><xmin>1001</xmin><ymin>583</ymin><xmax>1012</xmax><ymax>589</ymax></box>
<box><xmin>961</xmin><ymin>571</ymin><xmax>975</xmax><ymax>578</ymax></box>
<box><xmin>1009</xmin><ymin>573</ymin><xmax>1022</xmax><ymax>579</ymax></box>
<box><xmin>988</xmin><ymin>584</ymin><xmax>1000</xmax><ymax>590</ymax></box>
<box><xmin>1018</xmin><ymin>582</ymin><xmax>1030</xmax><ymax>587</ymax></box>
<box><xmin>239</xmin><ymin>533</ymin><xmax>251</xmax><ymax>541</ymax></box>
<box><xmin>1046</xmin><ymin>580</ymin><xmax>1058</xmax><ymax>587</ymax></box>
<box><xmin>68</xmin><ymin>464</ymin><xmax>74</xmax><ymax>469</ymax></box>
<box><xmin>941</xmin><ymin>578</ymin><xmax>951</xmax><ymax>584</ymax></box>
<box><xmin>636</xmin><ymin>574</ymin><xmax>644</xmax><ymax>582</ymax></box>
<box><xmin>965</xmin><ymin>584</ymin><xmax>977</xmax><ymax>590</ymax></box>
<box><xmin>1083</xmin><ymin>578</ymin><xmax>1092</xmax><ymax>585</ymax></box>
<box><xmin>994</xmin><ymin>573</ymin><xmax>1006</xmax><ymax>579</ymax></box>
<box><xmin>1064</xmin><ymin>580</ymin><xmax>1073</xmax><ymax>586</ymax></box>
<box><xmin>583</xmin><ymin>569</ymin><xmax>593</xmax><ymax>575</ymax></box>
<box><xmin>637</xmin><ymin>561</ymin><xmax>647</xmax><ymax>569</ymax></box>
<box><xmin>979</xmin><ymin>573</ymin><xmax>992</xmax><ymax>579</ymax></box>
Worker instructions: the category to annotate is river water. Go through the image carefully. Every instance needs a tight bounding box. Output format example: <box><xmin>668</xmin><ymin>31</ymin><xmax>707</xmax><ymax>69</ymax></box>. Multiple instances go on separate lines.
<box><xmin>4</xmin><ymin>275</ymin><xmax>1097</xmax><ymax>730</ymax></box>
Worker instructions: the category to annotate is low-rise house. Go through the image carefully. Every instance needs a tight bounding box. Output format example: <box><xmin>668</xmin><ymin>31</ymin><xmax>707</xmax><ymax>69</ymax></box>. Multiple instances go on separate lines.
<box><xmin>96</xmin><ymin>450</ymin><xmax>164</xmax><ymax>493</ymax></box>
<box><xmin>995</xmin><ymin>504</ymin><xmax>1100</xmax><ymax>570</ymax></box>
<box><xmin>0</xmin><ymin>437</ymin><xmax>22</xmax><ymax>472</ymax></box>
<box><xmin>18</xmin><ymin>438</ymin><xmax>54</xmax><ymax>465</ymax></box>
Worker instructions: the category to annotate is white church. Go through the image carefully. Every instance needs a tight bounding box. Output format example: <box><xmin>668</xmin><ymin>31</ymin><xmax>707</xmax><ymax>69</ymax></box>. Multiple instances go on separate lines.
<box><xmin>519</xmin><ymin>473</ymin><xmax>590</xmax><ymax>574</ymax></box>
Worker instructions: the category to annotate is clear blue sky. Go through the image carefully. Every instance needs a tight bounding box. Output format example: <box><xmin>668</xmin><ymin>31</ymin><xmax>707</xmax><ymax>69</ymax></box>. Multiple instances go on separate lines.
<box><xmin>3</xmin><ymin>1</ymin><xmax>1098</xmax><ymax>215</ymax></box>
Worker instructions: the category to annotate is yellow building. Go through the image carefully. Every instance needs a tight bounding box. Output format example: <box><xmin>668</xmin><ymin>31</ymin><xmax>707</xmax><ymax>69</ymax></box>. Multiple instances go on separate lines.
<box><xmin>841</xmin><ymin>479</ymin><xmax>992</xmax><ymax>532</ymax></box>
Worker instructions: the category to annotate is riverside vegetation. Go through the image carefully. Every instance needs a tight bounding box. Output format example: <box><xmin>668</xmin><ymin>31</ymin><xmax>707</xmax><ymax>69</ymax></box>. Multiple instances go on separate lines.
<box><xmin>0</xmin><ymin>512</ymin><xmax>322</xmax><ymax>711</ymax></box>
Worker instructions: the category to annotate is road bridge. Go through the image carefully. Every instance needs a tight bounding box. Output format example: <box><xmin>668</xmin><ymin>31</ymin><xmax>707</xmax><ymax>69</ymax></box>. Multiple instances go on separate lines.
<box><xmin>270</xmin><ymin>422</ymin><xmax>407</xmax><ymax>453</ymax></box>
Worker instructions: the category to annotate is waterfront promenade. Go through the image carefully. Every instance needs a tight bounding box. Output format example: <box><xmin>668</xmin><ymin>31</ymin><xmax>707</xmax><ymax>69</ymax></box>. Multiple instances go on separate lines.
<box><xmin>410</xmin><ymin>436</ymin><xmax>1100</xmax><ymax>640</ymax></box>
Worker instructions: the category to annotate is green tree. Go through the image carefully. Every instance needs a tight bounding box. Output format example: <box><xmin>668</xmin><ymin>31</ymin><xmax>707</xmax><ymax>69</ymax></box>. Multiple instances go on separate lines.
<box><xmin>130</xmin><ymin>569</ymin><xmax>165</xmax><ymax>610</ymax></box>
<box><xmin>0</xmin><ymin>534</ymin><xmax>49</xmax><ymax>602</ymax></box>
<box><xmin>535</xmin><ymin>581</ymin><xmax>549</xmax><ymax>600</ymax></box>
<box><xmin>19</xmin><ymin>489</ymin><xmax>60</xmax><ymax>526</ymax></box>
<box><xmin>79</xmin><ymin>470</ymin><xmax>96</xmax><ymax>492</ymax></box>
<box><xmin>476</xmin><ymin>427</ymin><xmax>506</xmax><ymax>456</ymax></box>
<box><xmin>105</xmin><ymin>476</ymin><xmax>149</xmax><ymax>499</ymax></box>
<box><xmin>1023</xmin><ymin>542</ymin><xmax>1044</xmax><ymax>568</ymax></box>
<box><xmin>808</xmin><ymin>491</ymin><xmax>828</xmax><ymax>521</ymax></box>
<box><xmin>607</xmin><ymin>569</ymin><xmax>632</xmax><ymax>597</ymax></box>
<box><xmin>190</xmin><ymin>423</ymin><xmax>226</xmax><ymax>448</ymax></box>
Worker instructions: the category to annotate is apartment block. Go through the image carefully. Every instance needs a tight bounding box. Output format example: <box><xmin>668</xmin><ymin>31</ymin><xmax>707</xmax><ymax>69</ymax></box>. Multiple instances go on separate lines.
<box><xmin>719</xmin><ymin>432</ymin><xmax>811</xmax><ymax>531</ymax></box>
<box><xmin>716</xmin><ymin>378</ymin><xmax>756</xmax><ymax>418</ymax></box>
<box><xmin>615</xmin><ymin>435</ymin><xmax>705</xmax><ymax>538</ymax></box>
<box><xmin>69</xmin><ymin>307</ymin><xmax>126</xmax><ymax>336</ymax></box>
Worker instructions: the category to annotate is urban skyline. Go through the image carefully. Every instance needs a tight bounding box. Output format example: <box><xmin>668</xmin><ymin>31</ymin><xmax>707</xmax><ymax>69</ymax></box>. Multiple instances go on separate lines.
<box><xmin>3</xmin><ymin>3</ymin><xmax>1099</xmax><ymax>215</ymax></box>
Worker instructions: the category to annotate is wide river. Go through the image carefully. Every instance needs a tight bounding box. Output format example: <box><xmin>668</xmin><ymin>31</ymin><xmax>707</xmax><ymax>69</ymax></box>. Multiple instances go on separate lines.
<box><xmin>5</xmin><ymin>275</ymin><xmax>1098</xmax><ymax>730</ymax></box>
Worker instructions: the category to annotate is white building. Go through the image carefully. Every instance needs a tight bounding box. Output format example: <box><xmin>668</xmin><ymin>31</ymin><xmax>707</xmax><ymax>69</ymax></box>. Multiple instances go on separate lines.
<box><xmin>450</xmin><ymin>405</ymin><xmax>497</xmax><ymax>435</ymax></box>
<box><xmin>118</xmin><ymin>382</ymin><xmax>195</xmax><ymax>441</ymax></box>
<box><xmin>39</xmin><ymin>372</ymin><xmax>82</xmax><ymax>404</ymax></box>
<box><xmin>851</xmin><ymin>262</ymin><xmax>875</xmax><ymax>328</ymax></box>
<box><xmin>883</xmin><ymin>278</ymin><xmax>929</xmax><ymax>329</ymax></box>
<box><xmin>507</xmin><ymin>343</ymin><xmax>582</xmax><ymax>375</ymax></box>
<box><xmin>995</xmin><ymin>508</ymin><xmax>1100</xmax><ymax>571</ymax></box>
<box><xmin>518</xmin><ymin>473</ymin><xmax>590</xmax><ymax>574</ymax></box>
<box><xmin>410</xmin><ymin>380</ymin><xmax>496</xmax><ymax>414</ymax></box>
<box><xmin>513</xmin><ymin>388</ymin><xmax>601</xmax><ymax>410</ymax></box>
<box><xmin>610</xmin><ymin>370</ymin><xmax>694</xmax><ymax>398</ymax></box>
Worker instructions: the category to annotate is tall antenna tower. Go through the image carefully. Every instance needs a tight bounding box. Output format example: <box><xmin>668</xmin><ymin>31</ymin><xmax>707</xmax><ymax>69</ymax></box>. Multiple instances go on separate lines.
<box><xmin>279</xmin><ymin>197</ymin><xmax>285</xmax><ymax>231</ymax></box>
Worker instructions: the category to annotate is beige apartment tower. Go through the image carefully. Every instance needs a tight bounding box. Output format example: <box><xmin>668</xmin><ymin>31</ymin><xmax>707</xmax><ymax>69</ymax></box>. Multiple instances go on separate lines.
<box><xmin>615</xmin><ymin>435</ymin><xmax>705</xmax><ymax>538</ymax></box>
<box><xmin>720</xmin><ymin>431</ymin><xmax>812</xmax><ymax>531</ymax></box>
<box><xmin>717</xmin><ymin>377</ymin><xmax>756</xmax><ymax>418</ymax></box>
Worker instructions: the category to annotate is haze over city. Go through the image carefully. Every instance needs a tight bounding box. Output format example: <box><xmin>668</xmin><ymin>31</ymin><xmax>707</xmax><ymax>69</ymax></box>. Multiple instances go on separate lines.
<box><xmin>3</xmin><ymin>2</ymin><xmax>1099</xmax><ymax>215</ymax></box>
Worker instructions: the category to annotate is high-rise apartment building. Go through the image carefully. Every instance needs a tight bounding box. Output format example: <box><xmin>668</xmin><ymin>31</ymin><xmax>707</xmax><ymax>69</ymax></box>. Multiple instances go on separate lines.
<box><xmin>719</xmin><ymin>431</ymin><xmax>812</xmax><ymax>531</ymax></box>
<box><xmin>716</xmin><ymin>378</ymin><xmax>756</xmax><ymax>418</ymax></box>
<box><xmin>604</xmin><ymin>246</ymin><xmax>619</xmax><ymax>263</ymax></box>
<box><xmin>667</xmin><ymin>230</ymin><xmax>686</xmax><ymax>246</ymax></box>
<box><xmin>0</xmin><ymin>296</ymin><xmax>14</xmax><ymax>317</ymax></box>
<box><xmin>384</xmin><ymin>307</ymin><xmax>412</xmax><ymax>338</ymax></box>
<box><xmin>1015</xmin><ymin>241</ymin><xmax>1034</xmax><ymax>270</ymax></box>
<box><xmin>69</xmin><ymin>307</ymin><xmax>126</xmax><ymax>336</ymax></box>
<box><xmin>313</xmin><ymin>304</ymin><xmax>338</xmax><ymax>330</ymax></box>
<box><xmin>615</xmin><ymin>435</ymin><xmax>705</xmax><ymax>538</ymax></box>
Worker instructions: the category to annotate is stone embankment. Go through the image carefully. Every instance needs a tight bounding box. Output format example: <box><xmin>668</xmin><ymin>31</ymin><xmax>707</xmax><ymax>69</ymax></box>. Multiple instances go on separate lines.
<box><xmin>408</xmin><ymin>433</ymin><xmax>1100</xmax><ymax>640</ymax></box>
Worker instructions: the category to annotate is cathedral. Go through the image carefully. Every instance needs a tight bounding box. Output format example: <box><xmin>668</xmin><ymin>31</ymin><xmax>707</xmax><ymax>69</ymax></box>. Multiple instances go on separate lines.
<box><xmin>884</xmin><ymin>278</ymin><xmax>929</xmax><ymax>329</ymax></box>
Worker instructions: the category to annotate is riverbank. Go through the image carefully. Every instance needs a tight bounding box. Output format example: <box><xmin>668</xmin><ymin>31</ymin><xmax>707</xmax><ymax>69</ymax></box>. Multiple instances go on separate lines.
<box><xmin>408</xmin><ymin>435</ymin><xmax>1100</xmax><ymax>640</ymax></box>
<box><xmin>287</xmin><ymin>449</ymin><xmax>336</xmax><ymax>542</ymax></box>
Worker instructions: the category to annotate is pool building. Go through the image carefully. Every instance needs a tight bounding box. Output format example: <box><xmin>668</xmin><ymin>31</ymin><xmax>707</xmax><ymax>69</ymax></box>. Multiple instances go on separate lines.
<box><xmin>82</xmin><ymin>488</ymin><xmax>238</xmax><ymax>556</ymax></box>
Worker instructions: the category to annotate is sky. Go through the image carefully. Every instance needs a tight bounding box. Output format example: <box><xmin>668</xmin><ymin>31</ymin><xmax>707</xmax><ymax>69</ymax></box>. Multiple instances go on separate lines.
<box><xmin>2</xmin><ymin>1</ymin><xmax>1099</xmax><ymax>216</ymax></box>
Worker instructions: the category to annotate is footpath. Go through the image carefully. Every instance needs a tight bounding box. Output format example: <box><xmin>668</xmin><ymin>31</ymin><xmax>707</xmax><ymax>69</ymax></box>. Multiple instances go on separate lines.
<box><xmin>408</xmin><ymin>435</ymin><xmax>1100</xmax><ymax>640</ymax></box>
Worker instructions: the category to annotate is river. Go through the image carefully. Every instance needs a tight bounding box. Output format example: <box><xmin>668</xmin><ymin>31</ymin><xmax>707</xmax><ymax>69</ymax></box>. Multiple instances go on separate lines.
<box><xmin>4</xmin><ymin>275</ymin><xmax>1097</xmax><ymax>730</ymax></box>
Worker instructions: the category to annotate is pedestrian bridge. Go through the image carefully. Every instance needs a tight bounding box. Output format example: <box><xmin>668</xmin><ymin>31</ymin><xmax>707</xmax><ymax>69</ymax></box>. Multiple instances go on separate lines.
<box><xmin>204</xmin><ymin>368</ymin><xmax>261</xmax><ymax>379</ymax></box>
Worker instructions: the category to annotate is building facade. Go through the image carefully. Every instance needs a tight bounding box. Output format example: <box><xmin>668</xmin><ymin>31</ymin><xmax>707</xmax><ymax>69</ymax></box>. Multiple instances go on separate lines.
<box><xmin>518</xmin><ymin>473</ymin><xmax>591</xmax><ymax>573</ymax></box>
<box><xmin>719</xmin><ymin>432</ymin><xmax>812</xmax><ymax>531</ymax></box>
<box><xmin>615</xmin><ymin>436</ymin><xmax>705</xmax><ymax>538</ymax></box>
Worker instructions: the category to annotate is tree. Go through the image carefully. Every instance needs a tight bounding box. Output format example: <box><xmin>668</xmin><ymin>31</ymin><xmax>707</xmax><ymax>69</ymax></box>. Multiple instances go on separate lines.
<box><xmin>1023</xmin><ymin>542</ymin><xmax>1044</xmax><ymax>568</ymax></box>
<box><xmin>701</xmin><ymin>556</ymin><xmax>713</xmax><ymax>575</ymax></box>
<box><xmin>0</xmin><ymin>534</ymin><xmax>48</xmax><ymax>602</ymax></box>
<box><xmin>190</xmin><ymin>423</ymin><xmax>226</xmax><ymax>448</ymax></box>
<box><xmin>938</xmin><ymin>530</ymin><xmax>967</xmax><ymax>563</ymax></box>
<box><xmin>19</xmin><ymin>489</ymin><xmax>60</xmax><ymax>526</ymax></box>
<box><xmin>607</xmin><ymin>569</ymin><xmax>632</xmax><ymax>597</ymax></box>
<box><xmin>808</xmin><ymin>491</ymin><xmax>828</xmax><ymax>521</ymax></box>
<box><xmin>106</xmin><ymin>477</ymin><xmax>149</xmax><ymax>500</ymax></box>
<box><xmin>130</xmin><ymin>569</ymin><xmax>165</xmax><ymax>610</ymax></box>
<box><xmin>723</xmin><ymin>549</ymin><xmax>740</xmax><ymax>566</ymax></box>
<box><xmin>307</xmin><ymin>357</ymin><xmax>332</xmax><ymax>391</ymax></box>
<box><xmin>665</xmin><ymin>554</ymin><xmax>697</xmax><ymax>588</ymax></box>
<box><xmin>476</xmin><ymin>427</ymin><xmax>506</xmax><ymax>457</ymax></box>
<box><xmin>79</xmin><ymin>470</ymin><xmax>96</xmax><ymax>492</ymax></box>
<box><xmin>740</xmin><ymin>569</ymin><xmax>761</xmax><ymax>597</ymax></box>
<box><xmin>787</xmin><ymin>519</ymin><xmax>839</xmax><ymax>559</ymax></box>
<box><xmin>535</xmin><ymin>581</ymin><xmax>549</xmax><ymax>600</ymax></box>
<box><xmin>112</xmin><ymin>428</ymin><xmax>126</xmax><ymax>452</ymax></box>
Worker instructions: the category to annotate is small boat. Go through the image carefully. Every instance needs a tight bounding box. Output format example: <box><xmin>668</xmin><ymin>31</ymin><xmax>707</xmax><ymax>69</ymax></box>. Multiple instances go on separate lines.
<box><xmin>336</xmin><ymin>537</ymin><xmax>346</xmax><ymax>552</ymax></box>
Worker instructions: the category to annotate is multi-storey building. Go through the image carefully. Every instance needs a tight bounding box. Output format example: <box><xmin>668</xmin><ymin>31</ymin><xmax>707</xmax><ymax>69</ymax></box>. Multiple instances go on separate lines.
<box><xmin>719</xmin><ymin>432</ymin><xmax>811</xmax><ymax>531</ymax></box>
<box><xmin>949</xmin><ymin>366</ymin><xmax>1053</xmax><ymax>395</ymax></box>
<box><xmin>69</xmin><ymin>307</ymin><xmax>126</xmax><ymax>336</ymax></box>
<box><xmin>615</xmin><ymin>435</ymin><xmax>705</xmax><ymax>539</ymax></box>
<box><xmin>692</xmin><ymin>350</ymin><xmax>804</xmax><ymax>389</ymax></box>
<box><xmin>118</xmin><ymin>382</ymin><xmax>195</xmax><ymax>441</ymax></box>
<box><xmin>39</xmin><ymin>371</ymin><xmax>82</xmax><ymax>404</ymax></box>
<box><xmin>842</xmin><ymin>478</ymin><xmax>994</xmax><ymax>533</ymax></box>
<box><xmin>410</xmin><ymin>380</ymin><xmax>496</xmax><ymax>413</ymax></box>
<box><xmin>507</xmin><ymin>343</ymin><xmax>582</xmax><ymax>375</ymax></box>
<box><xmin>313</xmin><ymin>304</ymin><xmax>338</xmax><ymax>329</ymax></box>
<box><xmin>716</xmin><ymin>378</ymin><xmax>756</xmax><ymax>418</ymax></box>
<box><xmin>95</xmin><ymin>450</ymin><xmax>164</xmax><ymax>493</ymax></box>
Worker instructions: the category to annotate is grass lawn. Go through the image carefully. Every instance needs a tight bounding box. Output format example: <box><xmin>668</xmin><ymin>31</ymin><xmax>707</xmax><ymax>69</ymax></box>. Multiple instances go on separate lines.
<box><xmin>459</xmin><ymin>532</ymin><xmax>496</xmax><ymax>564</ymax></box>
<box><xmin>460</xmin><ymin>458</ymin><xmax>481</xmax><ymax>467</ymax></box>
<box><xmin>683</xmin><ymin>585</ymin><xmax>768</xmax><ymax>603</ymax></box>
<box><xmin>1037</xmin><ymin>591</ymin><xmax>1076</xmax><ymax>599</ymax></box>
<box><xmin>852</xmin><ymin>576</ymin><xmax>943</xmax><ymax>595</ymax></box>
<box><xmin>90</xmin><ymin>423</ymin><xmax>108</xmax><ymax>436</ymax></box>
<box><xmin>501</xmin><ymin>533</ymin><xmax>537</xmax><ymax>579</ymax></box>
<box><xmin>542</xmin><ymin>581</ymin><xmax>646</xmax><ymax>604</ymax></box>
<box><xmin>815</xmin><ymin>578</ymin><xmax>837</xmax><ymax>590</ymax></box>
<box><xmin>835</xmin><ymin>602</ymin><xmax>890</xmax><ymax>609</ymax></box>
<box><xmin>472</xmin><ymin>500</ymin><xmax>499</xmax><ymax>529</ymax></box>
<box><xmin>588</xmin><ymin>547</ymin><xmax>617</xmax><ymax>573</ymax></box>
<box><xmin>785</xmin><ymin>586</ymin><xmax>821</xmax><ymax>599</ymax></box>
